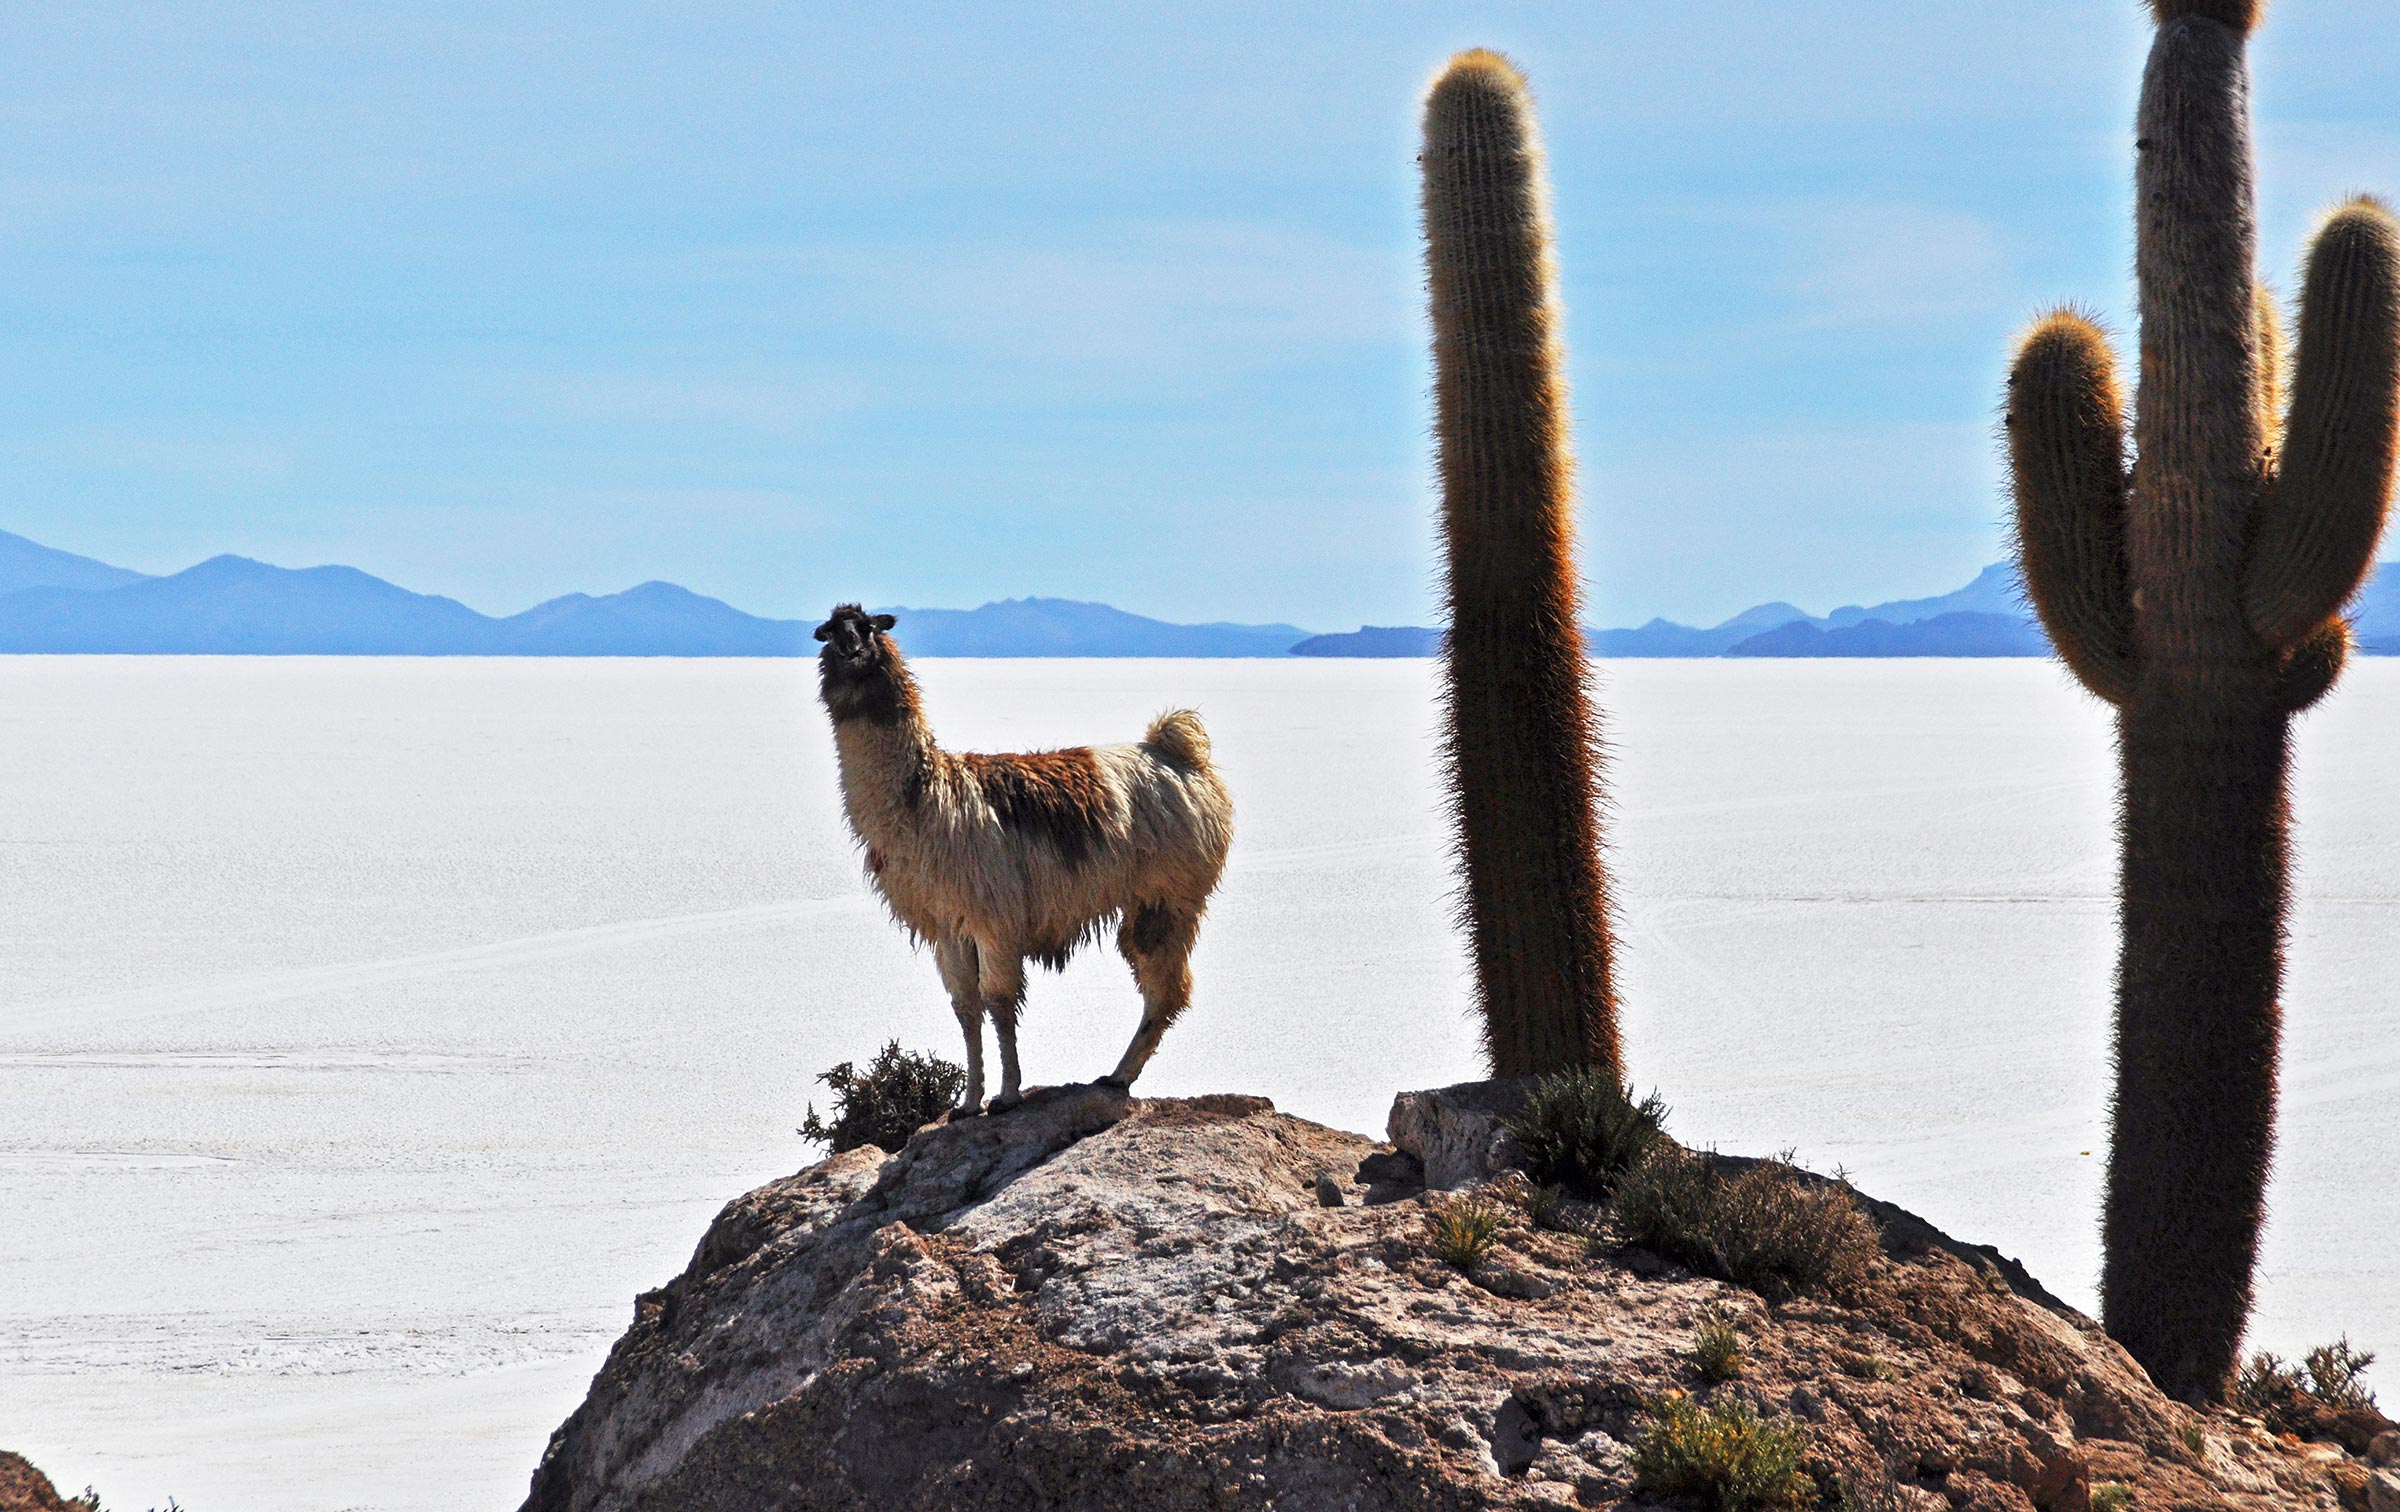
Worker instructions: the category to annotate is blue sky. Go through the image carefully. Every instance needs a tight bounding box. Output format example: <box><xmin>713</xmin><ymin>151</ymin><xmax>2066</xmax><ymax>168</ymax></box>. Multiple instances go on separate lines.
<box><xmin>4</xmin><ymin>2</ymin><xmax>2399</xmax><ymax>630</ymax></box>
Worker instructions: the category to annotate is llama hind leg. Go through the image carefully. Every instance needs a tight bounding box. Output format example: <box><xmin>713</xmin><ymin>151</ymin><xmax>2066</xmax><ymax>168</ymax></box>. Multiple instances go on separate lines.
<box><xmin>1105</xmin><ymin>904</ymin><xmax>1198</xmax><ymax>1089</ymax></box>
<box><xmin>977</xmin><ymin>946</ymin><xmax>1028</xmax><ymax>1111</ymax></box>
<box><xmin>934</xmin><ymin>935</ymin><xmax>987</xmax><ymax>1114</ymax></box>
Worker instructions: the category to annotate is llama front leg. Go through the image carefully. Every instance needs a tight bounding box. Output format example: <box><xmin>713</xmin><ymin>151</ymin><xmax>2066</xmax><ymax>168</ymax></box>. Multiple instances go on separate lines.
<box><xmin>934</xmin><ymin>935</ymin><xmax>986</xmax><ymax>1114</ymax></box>
<box><xmin>977</xmin><ymin>945</ymin><xmax>1028</xmax><ymax>1111</ymax></box>
<box><xmin>1106</xmin><ymin>904</ymin><xmax>1197</xmax><ymax>1089</ymax></box>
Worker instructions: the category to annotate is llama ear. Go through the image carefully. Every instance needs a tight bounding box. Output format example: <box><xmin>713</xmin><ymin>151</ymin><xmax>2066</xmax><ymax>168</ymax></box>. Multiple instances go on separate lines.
<box><xmin>870</xmin><ymin>614</ymin><xmax>896</xmax><ymax>632</ymax></box>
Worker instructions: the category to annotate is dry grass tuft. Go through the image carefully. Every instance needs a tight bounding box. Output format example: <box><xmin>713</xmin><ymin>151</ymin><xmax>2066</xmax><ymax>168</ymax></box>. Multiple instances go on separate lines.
<box><xmin>1633</xmin><ymin>1395</ymin><xmax>1814</xmax><ymax>1512</ymax></box>
<box><xmin>1615</xmin><ymin>1145</ymin><xmax>1880</xmax><ymax>1301</ymax></box>
<box><xmin>1423</xmin><ymin>1193</ymin><xmax>1506</xmax><ymax>1271</ymax></box>
<box><xmin>1693</xmin><ymin>1310</ymin><xmax>1745</xmax><ymax>1382</ymax></box>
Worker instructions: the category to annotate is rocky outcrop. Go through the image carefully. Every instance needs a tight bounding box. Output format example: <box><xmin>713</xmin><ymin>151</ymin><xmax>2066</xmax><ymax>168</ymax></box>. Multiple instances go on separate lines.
<box><xmin>0</xmin><ymin>1453</ymin><xmax>82</xmax><ymax>1512</ymax></box>
<box><xmin>524</xmin><ymin>1083</ymin><xmax>2391</xmax><ymax>1512</ymax></box>
<box><xmin>1387</xmin><ymin>1078</ymin><xmax>1530</xmax><ymax>1190</ymax></box>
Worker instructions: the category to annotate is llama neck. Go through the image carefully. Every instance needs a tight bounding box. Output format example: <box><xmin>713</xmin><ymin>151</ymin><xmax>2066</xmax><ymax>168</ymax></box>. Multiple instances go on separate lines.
<box><xmin>828</xmin><ymin>661</ymin><xmax>938</xmax><ymax>849</ymax></box>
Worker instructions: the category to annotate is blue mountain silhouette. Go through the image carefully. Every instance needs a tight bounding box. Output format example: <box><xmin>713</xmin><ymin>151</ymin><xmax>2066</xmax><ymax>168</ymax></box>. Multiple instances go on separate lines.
<box><xmin>0</xmin><ymin>556</ymin><xmax>493</xmax><ymax>654</ymax></box>
<box><xmin>0</xmin><ymin>537</ymin><xmax>1311</xmax><ymax>656</ymax></box>
<box><xmin>496</xmin><ymin>582</ymin><xmax>810</xmax><ymax>656</ymax></box>
<box><xmin>886</xmin><ymin>598</ymin><xmax>1307</xmax><ymax>658</ymax></box>
<box><xmin>5</xmin><ymin>530</ymin><xmax>2393</xmax><ymax>657</ymax></box>
<box><xmin>0</xmin><ymin>528</ymin><xmax>152</xmax><ymax>595</ymax></box>
<box><xmin>1295</xmin><ymin>559</ymin><xmax>2400</xmax><ymax>658</ymax></box>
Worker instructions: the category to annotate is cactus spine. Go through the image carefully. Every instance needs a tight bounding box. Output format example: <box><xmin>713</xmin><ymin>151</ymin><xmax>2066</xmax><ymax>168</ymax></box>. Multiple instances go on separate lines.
<box><xmin>1420</xmin><ymin>51</ymin><xmax>1622</xmax><ymax>1081</ymax></box>
<box><xmin>2006</xmin><ymin>1</ymin><xmax>2400</xmax><ymax>1403</ymax></box>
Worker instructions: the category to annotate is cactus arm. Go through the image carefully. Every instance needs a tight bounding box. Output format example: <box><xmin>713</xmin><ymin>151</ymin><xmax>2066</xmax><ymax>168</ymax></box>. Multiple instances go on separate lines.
<box><xmin>2006</xmin><ymin>311</ymin><xmax>2137</xmax><ymax>704</ymax></box>
<box><xmin>2244</xmin><ymin>198</ymin><xmax>2400</xmax><ymax>652</ymax></box>
<box><xmin>2274</xmin><ymin>618</ymin><xmax>2350</xmax><ymax>714</ymax></box>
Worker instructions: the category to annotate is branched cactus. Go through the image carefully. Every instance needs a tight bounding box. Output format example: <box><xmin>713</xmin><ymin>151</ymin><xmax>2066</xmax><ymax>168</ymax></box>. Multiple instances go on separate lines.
<box><xmin>2004</xmin><ymin>0</ymin><xmax>2400</xmax><ymax>1403</ymax></box>
<box><xmin>1420</xmin><ymin>51</ymin><xmax>1622</xmax><ymax>1080</ymax></box>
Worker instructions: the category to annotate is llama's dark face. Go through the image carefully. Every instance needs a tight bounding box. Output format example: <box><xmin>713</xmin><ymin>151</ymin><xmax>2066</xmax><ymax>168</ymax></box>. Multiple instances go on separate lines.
<box><xmin>815</xmin><ymin>604</ymin><xmax>906</xmax><ymax>724</ymax></box>
<box><xmin>814</xmin><ymin>604</ymin><xmax>894</xmax><ymax>663</ymax></box>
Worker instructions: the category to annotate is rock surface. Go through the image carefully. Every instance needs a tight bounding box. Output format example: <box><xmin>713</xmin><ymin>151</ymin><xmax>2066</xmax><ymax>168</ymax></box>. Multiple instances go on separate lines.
<box><xmin>0</xmin><ymin>1453</ymin><xmax>81</xmax><ymax>1512</ymax></box>
<box><xmin>1387</xmin><ymin>1079</ymin><xmax>1531</xmax><ymax>1190</ymax></box>
<box><xmin>524</xmin><ymin>1084</ymin><xmax>2390</xmax><ymax>1511</ymax></box>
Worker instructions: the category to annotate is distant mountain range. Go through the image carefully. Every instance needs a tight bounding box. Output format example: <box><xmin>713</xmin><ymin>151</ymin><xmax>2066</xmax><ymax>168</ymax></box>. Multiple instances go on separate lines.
<box><xmin>2</xmin><ymin>529</ymin><xmax>2394</xmax><ymax>657</ymax></box>
<box><xmin>0</xmin><ymin>532</ymin><xmax>1306</xmax><ymax>657</ymax></box>
<box><xmin>884</xmin><ymin>599</ymin><xmax>1308</xmax><ymax>657</ymax></box>
<box><xmin>0</xmin><ymin>530</ymin><xmax>150</xmax><ymax>596</ymax></box>
<box><xmin>1295</xmin><ymin>561</ymin><xmax>2400</xmax><ymax>658</ymax></box>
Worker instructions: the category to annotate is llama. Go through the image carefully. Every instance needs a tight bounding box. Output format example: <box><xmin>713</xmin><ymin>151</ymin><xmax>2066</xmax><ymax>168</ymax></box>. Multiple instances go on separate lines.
<box><xmin>813</xmin><ymin>603</ymin><xmax>1233</xmax><ymax>1113</ymax></box>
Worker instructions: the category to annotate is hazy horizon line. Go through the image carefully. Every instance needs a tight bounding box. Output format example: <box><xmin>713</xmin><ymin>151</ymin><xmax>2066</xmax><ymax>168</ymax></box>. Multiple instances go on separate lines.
<box><xmin>9</xmin><ymin>524</ymin><xmax>2067</xmax><ymax>636</ymax></box>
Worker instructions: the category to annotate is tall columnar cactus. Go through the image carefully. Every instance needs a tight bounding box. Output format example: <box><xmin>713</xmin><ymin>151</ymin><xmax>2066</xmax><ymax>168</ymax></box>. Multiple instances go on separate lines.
<box><xmin>1420</xmin><ymin>51</ymin><xmax>1622</xmax><ymax>1081</ymax></box>
<box><xmin>2005</xmin><ymin>0</ymin><xmax>2400</xmax><ymax>1403</ymax></box>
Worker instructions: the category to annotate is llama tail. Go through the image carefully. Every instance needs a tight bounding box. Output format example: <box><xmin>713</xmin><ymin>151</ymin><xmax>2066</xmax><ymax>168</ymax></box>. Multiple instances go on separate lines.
<box><xmin>1142</xmin><ymin>709</ymin><xmax>1214</xmax><ymax>772</ymax></box>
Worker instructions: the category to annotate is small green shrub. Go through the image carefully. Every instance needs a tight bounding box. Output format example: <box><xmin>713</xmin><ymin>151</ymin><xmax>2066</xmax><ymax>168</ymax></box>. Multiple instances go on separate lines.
<box><xmin>1424</xmin><ymin>1193</ymin><xmax>1505</xmax><ymax>1271</ymax></box>
<box><xmin>2178</xmin><ymin>1421</ymin><xmax>2205</xmax><ymax>1457</ymax></box>
<box><xmin>2235</xmin><ymin>1336</ymin><xmax>2379</xmax><ymax>1436</ymax></box>
<box><xmin>1693</xmin><ymin>1310</ymin><xmax>1745</xmax><ymax>1382</ymax></box>
<box><xmin>1616</xmin><ymin>1145</ymin><xmax>1881</xmax><ymax>1301</ymax></box>
<box><xmin>1838</xmin><ymin>1351</ymin><xmax>1895</xmax><ymax>1382</ymax></box>
<box><xmin>2088</xmin><ymin>1482</ymin><xmax>2133</xmax><ymax>1512</ymax></box>
<box><xmin>798</xmin><ymin>1040</ymin><xmax>967</xmax><ymax>1154</ymax></box>
<box><xmin>1616</xmin><ymin>1137</ymin><xmax>1720</xmax><ymax>1246</ymax></box>
<box><xmin>1509</xmin><ymin>1073</ymin><xmax>1669</xmax><ymax>1198</ymax></box>
<box><xmin>1632</xmin><ymin>1395</ymin><xmax>1815</xmax><ymax>1512</ymax></box>
<box><xmin>1710</xmin><ymin>1156</ymin><xmax>1881</xmax><ymax>1300</ymax></box>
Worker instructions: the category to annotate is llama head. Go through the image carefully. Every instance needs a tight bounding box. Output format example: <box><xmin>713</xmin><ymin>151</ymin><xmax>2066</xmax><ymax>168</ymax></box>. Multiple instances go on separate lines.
<box><xmin>814</xmin><ymin>603</ymin><xmax>895</xmax><ymax>657</ymax></box>
<box><xmin>815</xmin><ymin>604</ymin><xmax>909</xmax><ymax>724</ymax></box>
